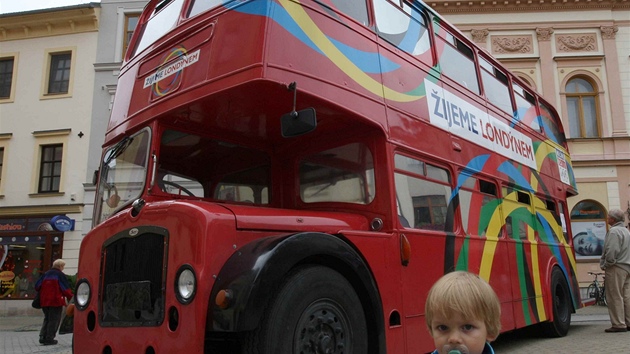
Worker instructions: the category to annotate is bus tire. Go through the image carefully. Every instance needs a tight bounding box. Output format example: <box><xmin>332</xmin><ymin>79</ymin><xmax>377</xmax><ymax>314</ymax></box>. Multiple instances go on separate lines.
<box><xmin>242</xmin><ymin>265</ymin><xmax>368</xmax><ymax>354</ymax></box>
<box><xmin>541</xmin><ymin>268</ymin><xmax>571</xmax><ymax>337</ymax></box>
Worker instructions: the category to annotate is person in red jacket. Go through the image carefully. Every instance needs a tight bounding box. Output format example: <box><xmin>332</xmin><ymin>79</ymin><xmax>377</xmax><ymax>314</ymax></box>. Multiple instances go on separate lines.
<box><xmin>35</xmin><ymin>259</ymin><xmax>73</xmax><ymax>345</ymax></box>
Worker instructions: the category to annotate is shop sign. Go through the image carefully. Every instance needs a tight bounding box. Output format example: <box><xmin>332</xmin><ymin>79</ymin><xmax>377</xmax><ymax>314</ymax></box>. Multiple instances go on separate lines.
<box><xmin>0</xmin><ymin>221</ymin><xmax>27</xmax><ymax>232</ymax></box>
<box><xmin>51</xmin><ymin>215</ymin><xmax>75</xmax><ymax>232</ymax></box>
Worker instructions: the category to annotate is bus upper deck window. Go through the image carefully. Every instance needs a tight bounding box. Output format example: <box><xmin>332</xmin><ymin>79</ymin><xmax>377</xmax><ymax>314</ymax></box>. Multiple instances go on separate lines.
<box><xmin>314</xmin><ymin>0</ymin><xmax>369</xmax><ymax>26</ymax></box>
<box><xmin>512</xmin><ymin>83</ymin><xmax>540</xmax><ymax>132</ymax></box>
<box><xmin>538</xmin><ymin>101</ymin><xmax>566</xmax><ymax>146</ymax></box>
<box><xmin>188</xmin><ymin>0</ymin><xmax>223</xmax><ymax>18</ymax></box>
<box><xmin>479</xmin><ymin>57</ymin><xmax>511</xmax><ymax>114</ymax></box>
<box><xmin>435</xmin><ymin>26</ymin><xmax>479</xmax><ymax>94</ymax></box>
<box><xmin>134</xmin><ymin>0</ymin><xmax>186</xmax><ymax>56</ymax></box>
<box><xmin>373</xmin><ymin>0</ymin><xmax>430</xmax><ymax>57</ymax></box>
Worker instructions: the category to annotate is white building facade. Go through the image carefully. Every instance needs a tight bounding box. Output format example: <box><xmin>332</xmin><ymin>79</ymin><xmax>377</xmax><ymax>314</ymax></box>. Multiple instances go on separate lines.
<box><xmin>0</xmin><ymin>4</ymin><xmax>100</xmax><ymax>315</ymax></box>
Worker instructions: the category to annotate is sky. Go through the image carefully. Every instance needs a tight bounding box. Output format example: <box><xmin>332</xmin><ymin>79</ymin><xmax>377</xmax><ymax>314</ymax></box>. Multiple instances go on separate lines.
<box><xmin>0</xmin><ymin>0</ymin><xmax>100</xmax><ymax>14</ymax></box>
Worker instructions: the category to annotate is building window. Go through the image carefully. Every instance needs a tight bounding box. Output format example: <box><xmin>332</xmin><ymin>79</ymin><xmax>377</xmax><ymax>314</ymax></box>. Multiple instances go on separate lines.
<box><xmin>47</xmin><ymin>53</ymin><xmax>72</xmax><ymax>95</ymax></box>
<box><xmin>123</xmin><ymin>14</ymin><xmax>140</xmax><ymax>58</ymax></box>
<box><xmin>38</xmin><ymin>144</ymin><xmax>63</xmax><ymax>193</ymax></box>
<box><xmin>0</xmin><ymin>57</ymin><xmax>15</xmax><ymax>99</ymax></box>
<box><xmin>566</xmin><ymin>77</ymin><xmax>600</xmax><ymax>138</ymax></box>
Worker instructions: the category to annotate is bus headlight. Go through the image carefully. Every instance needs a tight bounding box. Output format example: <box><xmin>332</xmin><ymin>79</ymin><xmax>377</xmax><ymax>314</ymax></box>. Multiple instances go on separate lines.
<box><xmin>75</xmin><ymin>279</ymin><xmax>91</xmax><ymax>310</ymax></box>
<box><xmin>175</xmin><ymin>265</ymin><xmax>196</xmax><ymax>304</ymax></box>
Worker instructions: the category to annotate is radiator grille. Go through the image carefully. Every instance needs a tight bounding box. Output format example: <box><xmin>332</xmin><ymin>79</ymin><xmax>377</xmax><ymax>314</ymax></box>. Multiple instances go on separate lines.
<box><xmin>101</xmin><ymin>226</ymin><xmax>168</xmax><ymax>326</ymax></box>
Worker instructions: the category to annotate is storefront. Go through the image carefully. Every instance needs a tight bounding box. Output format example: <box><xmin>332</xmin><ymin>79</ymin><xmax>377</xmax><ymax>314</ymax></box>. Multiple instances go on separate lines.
<box><xmin>0</xmin><ymin>216</ymin><xmax>67</xmax><ymax>301</ymax></box>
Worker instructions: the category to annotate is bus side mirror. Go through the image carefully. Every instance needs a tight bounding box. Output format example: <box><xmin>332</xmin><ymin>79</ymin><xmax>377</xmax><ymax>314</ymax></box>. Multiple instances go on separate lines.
<box><xmin>281</xmin><ymin>108</ymin><xmax>316</xmax><ymax>137</ymax></box>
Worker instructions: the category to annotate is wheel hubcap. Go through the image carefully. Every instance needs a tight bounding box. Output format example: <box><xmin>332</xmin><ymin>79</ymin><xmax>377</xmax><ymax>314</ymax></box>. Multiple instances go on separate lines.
<box><xmin>296</xmin><ymin>303</ymin><xmax>349</xmax><ymax>354</ymax></box>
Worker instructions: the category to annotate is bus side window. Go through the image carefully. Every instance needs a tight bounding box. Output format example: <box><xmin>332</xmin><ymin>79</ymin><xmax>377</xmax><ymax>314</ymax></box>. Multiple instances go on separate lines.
<box><xmin>558</xmin><ymin>201</ymin><xmax>568</xmax><ymax>241</ymax></box>
<box><xmin>188</xmin><ymin>0</ymin><xmax>224</xmax><ymax>18</ymax></box>
<box><xmin>502</xmin><ymin>187</ymin><xmax>535</xmax><ymax>241</ymax></box>
<box><xmin>541</xmin><ymin>198</ymin><xmax>562</xmax><ymax>243</ymax></box>
<box><xmin>434</xmin><ymin>25</ymin><xmax>480</xmax><ymax>94</ymax></box>
<box><xmin>458</xmin><ymin>175</ymin><xmax>499</xmax><ymax>238</ymax></box>
<box><xmin>394</xmin><ymin>154</ymin><xmax>452</xmax><ymax>231</ymax></box>
<box><xmin>373</xmin><ymin>0</ymin><xmax>431</xmax><ymax>59</ymax></box>
<box><xmin>512</xmin><ymin>82</ymin><xmax>541</xmax><ymax>132</ymax></box>
<box><xmin>538</xmin><ymin>101</ymin><xmax>566</xmax><ymax>147</ymax></box>
<box><xmin>314</xmin><ymin>0</ymin><xmax>369</xmax><ymax>26</ymax></box>
<box><xmin>479</xmin><ymin>56</ymin><xmax>512</xmax><ymax>114</ymax></box>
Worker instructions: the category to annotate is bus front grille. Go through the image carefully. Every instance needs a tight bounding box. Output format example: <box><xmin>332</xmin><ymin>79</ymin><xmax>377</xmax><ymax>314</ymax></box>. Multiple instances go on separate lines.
<box><xmin>100</xmin><ymin>226</ymin><xmax>168</xmax><ymax>326</ymax></box>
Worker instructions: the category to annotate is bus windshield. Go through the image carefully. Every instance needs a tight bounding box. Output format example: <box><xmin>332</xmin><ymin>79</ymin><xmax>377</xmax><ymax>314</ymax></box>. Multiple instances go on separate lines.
<box><xmin>157</xmin><ymin>129</ymin><xmax>271</xmax><ymax>204</ymax></box>
<box><xmin>96</xmin><ymin>129</ymin><xmax>151</xmax><ymax>223</ymax></box>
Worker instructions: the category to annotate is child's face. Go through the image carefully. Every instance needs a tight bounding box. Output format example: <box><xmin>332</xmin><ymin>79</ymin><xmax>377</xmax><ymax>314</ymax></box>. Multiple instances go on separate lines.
<box><xmin>430</xmin><ymin>312</ymin><xmax>495</xmax><ymax>354</ymax></box>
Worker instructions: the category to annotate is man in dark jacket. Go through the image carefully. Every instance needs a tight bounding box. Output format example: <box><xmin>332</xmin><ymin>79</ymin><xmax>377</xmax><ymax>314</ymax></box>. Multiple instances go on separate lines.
<box><xmin>35</xmin><ymin>259</ymin><xmax>73</xmax><ymax>345</ymax></box>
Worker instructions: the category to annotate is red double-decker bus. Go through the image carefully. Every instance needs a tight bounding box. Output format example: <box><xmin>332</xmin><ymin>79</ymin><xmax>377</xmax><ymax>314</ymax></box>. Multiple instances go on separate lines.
<box><xmin>74</xmin><ymin>0</ymin><xmax>581</xmax><ymax>353</ymax></box>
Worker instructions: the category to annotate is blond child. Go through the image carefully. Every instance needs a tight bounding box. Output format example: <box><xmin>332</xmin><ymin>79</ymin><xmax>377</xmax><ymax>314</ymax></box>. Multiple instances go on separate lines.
<box><xmin>425</xmin><ymin>271</ymin><xmax>501</xmax><ymax>354</ymax></box>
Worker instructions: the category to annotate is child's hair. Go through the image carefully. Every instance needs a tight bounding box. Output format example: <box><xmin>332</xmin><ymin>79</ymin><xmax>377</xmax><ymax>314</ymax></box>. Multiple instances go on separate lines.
<box><xmin>425</xmin><ymin>271</ymin><xmax>501</xmax><ymax>339</ymax></box>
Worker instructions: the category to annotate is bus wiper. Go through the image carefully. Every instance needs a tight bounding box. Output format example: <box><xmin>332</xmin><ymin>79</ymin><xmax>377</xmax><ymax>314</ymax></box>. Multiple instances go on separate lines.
<box><xmin>104</xmin><ymin>136</ymin><xmax>133</xmax><ymax>165</ymax></box>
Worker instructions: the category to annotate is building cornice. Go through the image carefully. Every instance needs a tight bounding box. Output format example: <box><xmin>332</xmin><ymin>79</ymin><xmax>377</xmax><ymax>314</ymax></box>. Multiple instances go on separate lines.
<box><xmin>0</xmin><ymin>4</ymin><xmax>100</xmax><ymax>42</ymax></box>
<box><xmin>427</xmin><ymin>0</ymin><xmax>630</xmax><ymax>14</ymax></box>
<box><xmin>0</xmin><ymin>204</ymin><xmax>83</xmax><ymax>216</ymax></box>
<box><xmin>94</xmin><ymin>62</ymin><xmax>123</xmax><ymax>72</ymax></box>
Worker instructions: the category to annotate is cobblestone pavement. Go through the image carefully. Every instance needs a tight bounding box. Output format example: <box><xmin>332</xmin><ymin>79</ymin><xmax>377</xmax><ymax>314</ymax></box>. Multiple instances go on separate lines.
<box><xmin>492</xmin><ymin>305</ymin><xmax>630</xmax><ymax>353</ymax></box>
<box><xmin>1</xmin><ymin>305</ymin><xmax>628</xmax><ymax>353</ymax></box>
<box><xmin>0</xmin><ymin>316</ymin><xmax>71</xmax><ymax>354</ymax></box>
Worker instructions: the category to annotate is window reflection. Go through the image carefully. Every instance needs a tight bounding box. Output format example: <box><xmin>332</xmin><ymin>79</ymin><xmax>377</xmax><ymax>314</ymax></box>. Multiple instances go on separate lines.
<box><xmin>395</xmin><ymin>155</ymin><xmax>452</xmax><ymax>231</ymax></box>
<box><xmin>0</xmin><ymin>232</ymin><xmax>62</xmax><ymax>300</ymax></box>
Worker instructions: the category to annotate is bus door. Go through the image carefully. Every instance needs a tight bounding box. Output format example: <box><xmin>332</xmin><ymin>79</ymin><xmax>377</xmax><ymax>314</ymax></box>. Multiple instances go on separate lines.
<box><xmin>394</xmin><ymin>153</ymin><xmax>454</xmax><ymax>351</ymax></box>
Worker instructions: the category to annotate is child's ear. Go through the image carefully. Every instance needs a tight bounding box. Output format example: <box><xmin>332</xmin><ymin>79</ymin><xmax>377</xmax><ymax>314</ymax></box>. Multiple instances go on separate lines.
<box><xmin>486</xmin><ymin>334</ymin><xmax>498</xmax><ymax>342</ymax></box>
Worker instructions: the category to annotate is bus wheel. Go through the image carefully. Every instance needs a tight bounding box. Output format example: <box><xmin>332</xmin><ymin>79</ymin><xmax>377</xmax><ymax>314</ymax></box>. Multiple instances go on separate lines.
<box><xmin>541</xmin><ymin>268</ymin><xmax>571</xmax><ymax>337</ymax></box>
<box><xmin>243</xmin><ymin>265</ymin><xmax>368</xmax><ymax>354</ymax></box>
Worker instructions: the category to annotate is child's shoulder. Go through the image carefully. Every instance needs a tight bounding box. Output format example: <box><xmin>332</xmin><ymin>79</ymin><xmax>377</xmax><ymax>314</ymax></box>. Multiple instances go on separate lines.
<box><xmin>483</xmin><ymin>342</ymin><xmax>495</xmax><ymax>354</ymax></box>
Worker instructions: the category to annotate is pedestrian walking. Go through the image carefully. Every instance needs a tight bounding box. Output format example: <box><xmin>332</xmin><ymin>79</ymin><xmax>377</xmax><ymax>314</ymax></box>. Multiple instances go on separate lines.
<box><xmin>35</xmin><ymin>259</ymin><xmax>73</xmax><ymax>345</ymax></box>
<box><xmin>600</xmin><ymin>208</ymin><xmax>630</xmax><ymax>333</ymax></box>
